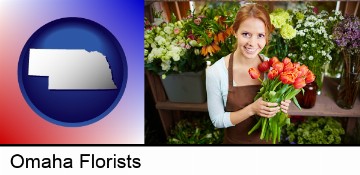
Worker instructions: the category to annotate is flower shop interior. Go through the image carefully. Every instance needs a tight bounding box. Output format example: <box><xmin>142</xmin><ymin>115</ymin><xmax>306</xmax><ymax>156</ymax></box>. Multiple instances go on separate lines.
<box><xmin>144</xmin><ymin>1</ymin><xmax>360</xmax><ymax>144</ymax></box>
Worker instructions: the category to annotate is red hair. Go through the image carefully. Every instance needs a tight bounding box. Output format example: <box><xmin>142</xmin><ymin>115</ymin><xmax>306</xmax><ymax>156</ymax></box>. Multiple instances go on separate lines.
<box><xmin>233</xmin><ymin>4</ymin><xmax>274</xmax><ymax>44</ymax></box>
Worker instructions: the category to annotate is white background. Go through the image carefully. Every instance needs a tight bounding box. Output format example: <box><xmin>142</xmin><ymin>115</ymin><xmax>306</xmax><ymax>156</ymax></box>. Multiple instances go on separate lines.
<box><xmin>0</xmin><ymin>146</ymin><xmax>358</xmax><ymax>175</ymax></box>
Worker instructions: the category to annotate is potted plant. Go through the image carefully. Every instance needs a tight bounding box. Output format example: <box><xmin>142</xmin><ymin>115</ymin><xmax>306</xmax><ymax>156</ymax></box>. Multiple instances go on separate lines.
<box><xmin>265</xmin><ymin>4</ymin><xmax>343</xmax><ymax>94</ymax></box>
<box><xmin>282</xmin><ymin>117</ymin><xmax>345</xmax><ymax>144</ymax></box>
<box><xmin>288</xmin><ymin>4</ymin><xmax>343</xmax><ymax>93</ymax></box>
<box><xmin>144</xmin><ymin>3</ymin><xmax>237</xmax><ymax>103</ymax></box>
<box><xmin>332</xmin><ymin>15</ymin><xmax>360</xmax><ymax>109</ymax></box>
<box><xmin>167</xmin><ymin>116</ymin><xmax>224</xmax><ymax>144</ymax></box>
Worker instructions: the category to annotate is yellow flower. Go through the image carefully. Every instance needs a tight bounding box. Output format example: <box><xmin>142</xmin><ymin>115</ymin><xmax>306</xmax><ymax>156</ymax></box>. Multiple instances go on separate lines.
<box><xmin>296</xmin><ymin>12</ymin><xmax>305</xmax><ymax>20</ymax></box>
<box><xmin>270</xmin><ymin>9</ymin><xmax>290</xmax><ymax>29</ymax></box>
<box><xmin>280</xmin><ymin>24</ymin><xmax>296</xmax><ymax>39</ymax></box>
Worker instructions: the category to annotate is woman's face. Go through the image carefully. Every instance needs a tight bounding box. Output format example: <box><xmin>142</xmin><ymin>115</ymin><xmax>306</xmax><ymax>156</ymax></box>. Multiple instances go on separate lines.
<box><xmin>234</xmin><ymin>17</ymin><xmax>266</xmax><ymax>59</ymax></box>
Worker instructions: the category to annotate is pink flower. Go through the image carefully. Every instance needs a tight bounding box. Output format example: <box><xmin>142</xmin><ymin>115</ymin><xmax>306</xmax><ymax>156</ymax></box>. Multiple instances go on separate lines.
<box><xmin>187</xmin><ymin>34</ymin><xmax>195</xmax><ymax>40</ymax></box>
<box><xmin>174</xmin><ymin>28</ymin><xmax>180</xmax><ymax>34</ymax></box>
<box><xmin>194</xmin><ymin>18</ymin><xmax>201</xmax><ymax>25</ymax></box>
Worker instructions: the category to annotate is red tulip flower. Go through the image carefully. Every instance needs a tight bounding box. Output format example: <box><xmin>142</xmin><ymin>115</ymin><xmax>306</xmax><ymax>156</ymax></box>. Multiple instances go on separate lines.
<box><xmin>248</xmin><ymin>68</ymin><xmax>260</xmax><ymax>79</ymax></box>
<box><xmin>293</xmin><ymin>62</ymin><xmax>300</xmax><ymax>69</ymax></box>
<box><xmin>268</xmin><ymin>69</ymin><xmax>278</xmax><ymax>80</ymax></box>
<box><xmin>248</xmin><ymin>56</ymin><xmax>316</xmax><ymax>144</ymax></box>
<box><xmin>292</xmin><ymin>68</ymin><xmax>302</xmax><ymax>78</ymax></box>
<box><xmin>258</xmin><ymin>61</ymin><xmax>270</xmax><ymax>72</ymax></box>
<box><xmin>269</xmin><ymin>57</ymin><xmax>279</xmax><ymax>67</ymax></box>
<box><xmin>305</xmin><ymin>70</ymin><xmax>315</xmax><ymax>83</ymax></box>
<box><xmin>283</xmin><ymin>62</ymin><xmax>294</xmax><ymax>72</ymax></box>
<box><xmin>298</xmin><ymin>65</ymin><xmax>309</xmax><ymax>77</ymax></box>
<box><xmin>272</xmin><ymin>62</ymin><xmax>284</xmax><ymax>74</ymax></box>
<box><xmin>283</xmin><ymin>57</ymin><xmax>291</xmax><ymax>65</ymax></box>
<box><xmin>293</xmin><ymin>77</ymin><xmax>306</xmax><ymax>89</ymax></box>
<box><xmin>280</xmin><ymin>71</ymin><xmax>296</xmax><ymax>84</ymax></box>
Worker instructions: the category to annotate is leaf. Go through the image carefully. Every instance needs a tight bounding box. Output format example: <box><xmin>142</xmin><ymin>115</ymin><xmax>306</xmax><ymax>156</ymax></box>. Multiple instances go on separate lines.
<box><xmin>260</xmin><ymin>118</ymin><xmax>268</xmax><ymax>140</ymax></box>
<box><xmin>285</xmin><ymin>88</ymin><xmax>301</xmax><ymax>100</ymax></box>
<box><xmin>276</xmin><ymin>84</ymin><xmax>289</xmax><ymax>97</ymax></box>
<box><xmin>272</xmin><ymin>122</ymin><xmax>278</xmax><ymax>144</ymax></box>
<box><xmin>292</xmin><ymin>96</ymin><xmax>302</xmax><ymax>110</ymax></box>
<box><xmin>248</xmin><ymin>117</ymin><xmax>262</xmax><ymax>135</ymax></box>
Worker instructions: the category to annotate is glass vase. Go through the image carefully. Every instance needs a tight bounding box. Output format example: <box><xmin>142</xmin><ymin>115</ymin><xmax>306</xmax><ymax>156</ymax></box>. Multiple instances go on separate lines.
<box><xmin>336</xmin><ymin>51</ymin><xmax>360</xmax><ymax>109</ymax></box>
<box><xmin>296</xmin><ymin>81</ymin><xmax>318</xmax><ymax>109</ymax></box>
<box><xmin>308</xmin><ymin>64</ymin><xmax>325</xmax><ymax>95</ymax></box>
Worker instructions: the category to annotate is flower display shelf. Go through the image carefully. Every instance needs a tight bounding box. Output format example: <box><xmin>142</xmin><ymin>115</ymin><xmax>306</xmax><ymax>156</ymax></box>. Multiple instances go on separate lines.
<box><xmin>147</xmin><ymin>69</ymin><xmax>360</xmax><ymax>138</ymax></box>
<box><xmin>288</xmin><ymin>77</ymin><xmax>360</xmax><ymax>117</ymax></box>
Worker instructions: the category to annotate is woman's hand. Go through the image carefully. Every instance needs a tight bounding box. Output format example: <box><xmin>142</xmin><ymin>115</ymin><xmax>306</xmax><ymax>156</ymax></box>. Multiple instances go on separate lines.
<box><xmin>251</xmin><ymin>97</ymin><xmax>280</xmax><ymax>118</ymax></box>
<box><xmin>280</xmin><ymin>100</ymin><xmax>291</xmax><ymax>113</ymax></box>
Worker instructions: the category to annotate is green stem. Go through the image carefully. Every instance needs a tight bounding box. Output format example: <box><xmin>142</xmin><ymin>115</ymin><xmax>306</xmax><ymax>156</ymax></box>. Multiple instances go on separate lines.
<box><xmin>248</xmin><ymin>118</ymin><xmax>262</xmax><ymax>135</ymax></box>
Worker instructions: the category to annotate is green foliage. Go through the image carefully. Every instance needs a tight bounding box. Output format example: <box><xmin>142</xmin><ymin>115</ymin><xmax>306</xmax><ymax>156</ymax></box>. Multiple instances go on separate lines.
<box><xmin>283</xmin><ymin>117</ymin><xmax>345</xmax><ymax>144</ymax></box>
<box><xmin>167</xmin><ymin>117</ymin><xmax>224</xmax><ymax>144</ymax></box>
<box><xmin>144</xmin><ymin>2</ymin><xmax>239</xmax><ymax>77</ymax></box>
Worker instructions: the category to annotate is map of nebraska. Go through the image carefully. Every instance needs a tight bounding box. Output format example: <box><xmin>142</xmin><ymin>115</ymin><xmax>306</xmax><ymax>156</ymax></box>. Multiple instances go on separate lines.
<box><xmin>28</xmin><ymin>49</ymin><xmax>117</xmax><ymax>90</ymax></box>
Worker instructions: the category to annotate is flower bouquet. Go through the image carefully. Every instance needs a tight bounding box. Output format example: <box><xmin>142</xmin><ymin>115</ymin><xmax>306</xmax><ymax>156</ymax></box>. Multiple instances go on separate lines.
<box><xmin>332</xmin><ymin>15</ymin><xmax>360</xmax><ymax>109</ymax></box>
<box><xmin>144</xmin><ymin>20</ymin><xmax>189</xmax><ymax>78</ymax></box>
<box><xmin>265</xmin><ymin>8</ymin><xmax>297</xmax><ymax>59</ymax></box>
<box><xmin>287</xmin><ymin>4</ymin><xmax>343</xmax><ymax>91</ymax></box>
<box><xmin>247</xmin><ymin>57</ymin><xmax>315</xmax><ymax>144</ymax></box>
<box><xmin>182</xmin><ymin>2</ymin><xmax>237</xmax><ymax>64</ymax></box>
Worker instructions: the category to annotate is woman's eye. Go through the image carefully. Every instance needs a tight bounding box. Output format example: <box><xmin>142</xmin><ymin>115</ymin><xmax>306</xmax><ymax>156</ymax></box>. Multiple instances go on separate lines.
<box><xmin>258</xmin><ymin>34</ymin><xmax>265</xmax><ymax>38</ymax></box>
<box><xmin>242</xmin><ymin>33</ymin><xmax>251</xmax><ymax>37</ymax></box>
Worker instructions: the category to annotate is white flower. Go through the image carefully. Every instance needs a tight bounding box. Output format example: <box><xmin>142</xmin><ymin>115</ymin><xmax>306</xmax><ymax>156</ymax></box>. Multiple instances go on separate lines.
<box><xmin>155</xmin><ymin>35</ymin><xmax>166</xmax><ymax>46</ymax></box>
<box><xmin>205</xmin><ymin>133</ymin><xmax>212</xmax><ymax>138</ymax></box>
<box><xmin>161</xmin><ymin>60</ymin><xmax>171</xmax><ymax>71</ymax></box>
<box><xmin>322</xmin><ymin>51</ymin><xmax>326</xmax><ymax>56</ymax></box>
<box><xmin>147</xmin><ymin>52</ymin><xmax>154</xmax><ymax>63</ymax></box>
<box><xmin>163</xmin><ymin>26</ymin><xmax>172</xmax><ymax>35</ymax></box>
<box><xmin>144</xmin><ymin>41</ymin><xmax>150</xmax><ymax>48</ymax></box>
<box><xmin>335</xmin><ymin>10</ymin><xmax>341</xmax><ymax>16</ymax></box>
<box><xmin>189</xmin><ymin>40</ymin><xmax>198</xmax><ymax>47</ymax></box>
<box><xmin>327</xmin><ymin>54</ymin><xmax>332</xmax><ymax>61</ymax></box>
<box><xmin>308</xmin><ymin>56</ymin><xmax>314</xmax><ymax>60</ymax></box>
<box><xmin>153</xmin><ymin>18</ymin><xmax>164</xmax><ymax>26</ymax></box>
<box><xmin>194</xmin><ymin>49</ymin><xmax>200</xmax><ymax>55</ymax></box>
<box><xmin>151</xmin><ymin>43</ymin><xmax>157</xmax><ymax>49</ymax></box>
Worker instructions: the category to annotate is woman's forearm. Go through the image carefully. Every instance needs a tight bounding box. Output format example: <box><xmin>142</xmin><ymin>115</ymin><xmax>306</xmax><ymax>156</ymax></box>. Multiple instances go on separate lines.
<box><xmin>229</xmin><ymin>104</ymin><xmax>255</xmax><ymax>125</ymax></box>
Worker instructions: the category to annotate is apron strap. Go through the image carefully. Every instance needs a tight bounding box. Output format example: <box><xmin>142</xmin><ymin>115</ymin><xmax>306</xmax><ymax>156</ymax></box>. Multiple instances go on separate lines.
<box><xmin>228</xmin><ymin>53</ymin><xmax>234</xmax><ymax>89</ymax></box>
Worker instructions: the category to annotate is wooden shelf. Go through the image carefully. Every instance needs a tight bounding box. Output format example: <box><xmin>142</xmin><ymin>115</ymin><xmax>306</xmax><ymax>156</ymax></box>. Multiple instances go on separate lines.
<box><xmin>156</xmin><ymin>101</ymin><xmax>207</xmax><ymax>112</ymax></box>
<box><xmin>155</xmin><ymin>77</ymin><xmax>360</xmax><ymax>117</ymax></box>
<box><xmin>288</xmin><ymin>77</ymin><xmax>360</xmax><ymax>117</ymax></box>
<box><xmin>146</xmin><ymin>70</ymin><xmax>360</xmax><ymax>138</ymax></box>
